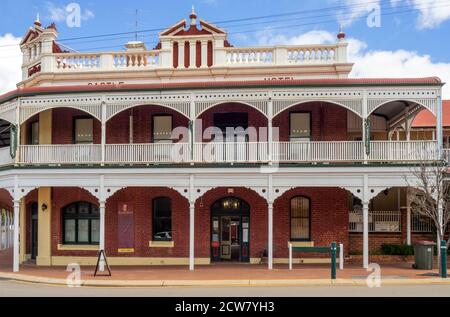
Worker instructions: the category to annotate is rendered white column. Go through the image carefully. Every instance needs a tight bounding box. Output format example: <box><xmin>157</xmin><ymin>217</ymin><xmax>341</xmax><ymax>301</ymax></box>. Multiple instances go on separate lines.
<box><xmin>189</xmin><ymin>202</ymin><xmax>195</xmax><ymax>271</ymax></box>
<box><xmin>268</xmin><ymin>94</ymin><xmax>273</xmax><ymax>163</ymax></box>
<box><xmin>406</xmin><ymin>188</ymin><xmax>412</xmax><ymax>246</ymax></box>
<box><xmin>13</xmin><ymin>201</ymin><xmax>20</xmax><ymax>272</ymax></box>
<box><xmin>189</xmin><ymin>41</ymin><xmax>196</xmax><ymax>69</ymax></box>
<box><xmin>268</xmin><ymin>202</ymin><xmax>274</xmax><ymax>270</ymax></box>
<box><xmin>201</xmin><ymin>41</ymin><xmax>208</xmax><ymax>68</ymax></box>
<box><xmin>362</xmin><ymin>90</ymin><xmax>368</xmax><ymax>164</ymax></box>
<box><xmin>362</xmin><ymin>201</ymin><xmax>369</xmax><ymax>269</ymax></box>
<box><xmin>99</xmin><ymin>201</ymin><xmax>106</xmax><ymax>271</ymax></box>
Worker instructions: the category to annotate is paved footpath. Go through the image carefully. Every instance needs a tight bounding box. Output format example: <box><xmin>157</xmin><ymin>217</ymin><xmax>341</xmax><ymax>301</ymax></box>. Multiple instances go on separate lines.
<box><xmin>1</xmin><ymin>280</ymin><xmax>450</xmax><ymax>297</ymax></box>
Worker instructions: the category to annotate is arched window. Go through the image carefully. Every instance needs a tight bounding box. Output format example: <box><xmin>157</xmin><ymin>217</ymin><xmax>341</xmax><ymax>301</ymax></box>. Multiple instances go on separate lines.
<box><xmin>63</xmin><ymin>202</ymin><xmax>99</xmax><ymax>245</ymax></box>
<box><xmin>290</xmin><ymin>196</ymin><xmax>311</xmax><ymax>241</ymax></box>
<box><xmin>153</xmin><ymin>197</ymin><xmax>172</xmax><ymax>241</ymax></box>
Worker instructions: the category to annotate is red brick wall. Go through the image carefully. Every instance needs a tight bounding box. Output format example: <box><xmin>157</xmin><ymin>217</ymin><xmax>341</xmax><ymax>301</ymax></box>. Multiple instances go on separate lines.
<box><xmin>104</xmin><ymin>187</ymin><xmax>189</xmax><ymax>257</ymax></box>
<box><xmin>195</xmin><ymin>187</ymin><xmax>268</xmax><ymax>259</ymax></box>
<box><xmin>273</xmin><ymin>187</ymin><xmax>350</xmax><ymax>258</ymax></box>
<box><xmin>273</xmin><ymin>102</ymin><xmax>348</xmax><ymax>142</ymax></box>
<box><xmin>349</xmin><ymin>233</ymin><xmax>440</xmax><ymax>254</ymax></box>
<box><xmin>106</xmin><ymin>105</ymin><xmax>189</xmax><ymax>144</ymax></box>
<box><xmin>50</xmin><ymin>187</ymin><xmax>190</xmax><ymax>258</ymax></box>
<box><xmin>52</xmin><ymin>108</ymin><xmax>101</xmax><ymax>144</ymax></box>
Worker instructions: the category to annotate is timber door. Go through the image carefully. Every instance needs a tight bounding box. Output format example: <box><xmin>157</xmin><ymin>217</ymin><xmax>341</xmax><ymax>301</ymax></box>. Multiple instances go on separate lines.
<box><xmin>211</xmin><ymin>197</ymin><xmax>250</xmax><ymax>263</ymax></box>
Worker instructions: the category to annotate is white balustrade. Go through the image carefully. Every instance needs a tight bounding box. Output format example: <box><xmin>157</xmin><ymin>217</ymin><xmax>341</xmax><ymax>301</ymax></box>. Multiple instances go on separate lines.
<box><xmin>287</xmin><ymin>45</ymin><xmax>336</xmax><ymax>64</ymax></box>
<box><xmin>105</xmin><ymin>143</ymin><xmax>189</xmax><ymax>164</ymax></box>
<box><xmin>273</xmin><ymin>141</ymin><xmax>363</xmax><ymax>163</ymax></box>
<box><xmin>368</xmin><ymin>141</ymin><xmax>437</xmax><ymax>162</ymax></box>
<box><xmin>194</xmin><ymin>142</ymin><xmax>269</xmax><ymax>163</ymax></box>
<box><xmin>226</xmin><ymin>48</ymin><xmax>274</xmax><ymax>65</ymax></box>
<box><xmin>19</xmin><ymin>145</ymin><xmax>102</xmax><ymax>164</ymax></box>
<box><xmin>55</xmin><ymin>53</ymin><xmax>101</xmax><ymax>70</ymax></box>
<box><xmin>0</xmin><ymin>147</ymin><xmax>13</xmax><ymax>166</ymax></box>
<box><xmin>16</xmin><ymin>141</ymin><xmax>441</xmax><ymax>165</ymax></box>
<box><xmin>113</xmin><ymin>51</ymin><xmax>159</xmax><ymax>68</ymax></box>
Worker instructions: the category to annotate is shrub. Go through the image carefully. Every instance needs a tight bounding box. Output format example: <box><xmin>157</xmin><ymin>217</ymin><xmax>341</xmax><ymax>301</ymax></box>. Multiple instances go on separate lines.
<box><xmin>381</xmin><ymin>244</ymin><xmax>414</xmax><ymax>256</ymax></box>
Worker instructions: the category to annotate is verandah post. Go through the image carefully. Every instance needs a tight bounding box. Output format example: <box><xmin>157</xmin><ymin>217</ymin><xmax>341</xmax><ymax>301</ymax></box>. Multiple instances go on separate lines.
<box><xmin>331</xmin><ymin>242</ymin><xmax>337</xmax><ymax>280</ymax></box>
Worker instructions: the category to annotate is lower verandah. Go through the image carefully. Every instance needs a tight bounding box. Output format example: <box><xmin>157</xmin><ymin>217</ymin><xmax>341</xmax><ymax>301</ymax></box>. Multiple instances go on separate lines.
<box><xmin>5</xmin><ymin>186</ymin><xmax>436</xmax><ymax>268</ymax></box>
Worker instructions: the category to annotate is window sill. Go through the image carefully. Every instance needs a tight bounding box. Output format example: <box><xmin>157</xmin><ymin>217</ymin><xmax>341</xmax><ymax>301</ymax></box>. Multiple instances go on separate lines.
<box><xmin>149</xmin><ymin>241</ymin><xmax>174</xmax><ymax>248</ymax></box>
<box><xmin>57</xmin><ymin>244</ymin><xmax>99</xmax><ymax>251</ymax></box>
<box><xmin>288</xmin><ymin>241</ymin><xmax>314</xmax><ymax>247</ymax></box>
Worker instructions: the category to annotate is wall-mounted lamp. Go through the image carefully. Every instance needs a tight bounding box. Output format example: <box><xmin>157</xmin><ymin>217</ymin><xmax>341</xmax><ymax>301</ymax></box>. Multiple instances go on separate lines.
<box><xmin>41</xmin><ymin>203</ymin><xmax>48</xmax><ymax>212</ymax></box>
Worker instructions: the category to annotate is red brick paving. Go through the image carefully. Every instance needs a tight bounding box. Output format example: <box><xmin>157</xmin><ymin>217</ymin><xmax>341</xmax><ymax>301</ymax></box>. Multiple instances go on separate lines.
<box><xmin>0</xmin><ymin>249</ymin><xmax>446</xmax><ymax>281</ymax></box>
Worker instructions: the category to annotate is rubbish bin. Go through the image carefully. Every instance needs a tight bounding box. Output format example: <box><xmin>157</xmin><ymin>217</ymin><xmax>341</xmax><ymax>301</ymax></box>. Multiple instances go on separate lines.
<box><xmin>413</xmin><ymin>241</ymin><xmax>435</xmax><ymax>270</ymax></box>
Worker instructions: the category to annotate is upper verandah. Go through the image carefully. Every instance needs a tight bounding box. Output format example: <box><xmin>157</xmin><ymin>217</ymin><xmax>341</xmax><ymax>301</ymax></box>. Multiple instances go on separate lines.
<box><xmin>18</xmin><ymin>8</ymin><xmax>352</xmax><ymax>88</ymax></box>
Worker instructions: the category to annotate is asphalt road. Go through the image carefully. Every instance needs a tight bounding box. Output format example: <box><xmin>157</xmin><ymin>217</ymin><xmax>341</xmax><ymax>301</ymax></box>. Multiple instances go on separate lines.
<box><xmin>0</xmin><ymin>279</ymin><xmax>450</xmax><ymax>297</ymax></box>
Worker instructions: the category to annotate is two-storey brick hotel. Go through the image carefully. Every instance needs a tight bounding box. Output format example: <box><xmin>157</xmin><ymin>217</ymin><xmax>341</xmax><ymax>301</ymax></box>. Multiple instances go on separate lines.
<box><xmin>0</xmin><ymin>10</ymin><xmax>445</xmax><ymax>272</ymax></box>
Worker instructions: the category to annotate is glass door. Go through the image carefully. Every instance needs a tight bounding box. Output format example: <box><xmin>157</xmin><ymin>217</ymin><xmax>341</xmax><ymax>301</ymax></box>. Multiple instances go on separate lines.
<box><xmin>220</xmin><ymin>217</ymin><xmax>231</xmax><ymax>260</ymax></box>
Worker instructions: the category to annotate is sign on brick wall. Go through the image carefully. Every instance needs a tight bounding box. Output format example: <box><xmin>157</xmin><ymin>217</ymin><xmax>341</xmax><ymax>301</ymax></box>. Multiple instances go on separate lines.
<box><xmin>118</xmin><ymin>202</ymin><xmax>134</xmax><ymax>253</ymax></box>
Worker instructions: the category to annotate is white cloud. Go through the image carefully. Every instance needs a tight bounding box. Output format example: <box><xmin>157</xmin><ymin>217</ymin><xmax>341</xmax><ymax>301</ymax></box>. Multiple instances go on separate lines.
<box><xmin>335</xmin><ymin>0</ymin><xmax>450</xmax><ymax>29</ymax></box>
<box><xmin>256</xmin><ymin>29</ymin><xmax>450</xmax><ymax>98</ymax></box>
<box><xmin>46</xmin><ymin>2</ymin><xmax>95</xmax><ymax>23</ymax></box>
<box><xmin>335</xmin><ymin>0</ymin><xmax>381</xmax><ymax>27</ymax></box>
<box><xmin>0</xmin><ymin>34</ymin><xmax>22</xmax><ymax>95</ymax></box>
<box><xmin>410</xmin><ymin>0</ymin><xmax>450</xmax><ymax>29</ymax></box>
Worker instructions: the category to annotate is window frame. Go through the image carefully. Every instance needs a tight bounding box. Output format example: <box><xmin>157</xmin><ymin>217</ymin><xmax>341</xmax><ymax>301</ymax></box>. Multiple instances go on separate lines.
<box><xmin>28</xmin><ymin>120</ymin><xmax>39</xmax><ymax>145</ymax></box>
<box><xmin>152</xmin><ymin>197</ymin><xmax>173</xmax><ymax>241</ymax></box>
<box><xmin>152</xmin><ymin>114</ymin><xmax>173</xmax><ymax>143</ymax></box>
<box><xmin>290</xmin><ymin>196</ymin><xmax>311</xmax><ymax>241</ymax></box>
<box><xmin>62</xmin><ymin>201</ymin><xmax>100</xmax><ymax>245</ymax></box>
<box><xmin>289</xmin><ymin>111</ymin><xmax>312</xmax><ymax>141</ymax></box>
<box><xmin>73</xmin><ymin>116</ymin><xmax>95</xmax><ymax>144</ymax></box>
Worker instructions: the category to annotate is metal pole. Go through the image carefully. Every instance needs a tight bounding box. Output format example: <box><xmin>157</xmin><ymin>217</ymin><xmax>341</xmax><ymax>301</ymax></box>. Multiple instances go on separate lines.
<box><xmin>339</xmin><ymin>243</ymin><xmax>344</xmax><ymax>270</ymax></box>
<box><xmin>331</xmin><ymin>242</ymin><xmax>337</xmax><ymax>280</ymax></box>
<box><xmin>441</xmin><ymin>240</ymin><xmax>447</xmax><ymax>278</ymax></box>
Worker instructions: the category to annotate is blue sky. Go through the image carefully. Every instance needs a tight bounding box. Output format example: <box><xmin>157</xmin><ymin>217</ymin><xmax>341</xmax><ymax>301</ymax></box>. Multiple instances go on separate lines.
<box><xmin>0</xmin><ymin>0</ymin><xmax>450</xmax><ymax>96</ymax></box>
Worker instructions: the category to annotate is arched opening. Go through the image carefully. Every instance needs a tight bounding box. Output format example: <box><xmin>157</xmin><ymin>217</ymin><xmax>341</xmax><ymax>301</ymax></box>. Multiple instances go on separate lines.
<box><xmin>21</xmin><ymin>107</ymin><xmax>102</xmax><ymax>145</ymax></box>
<box><xmin>211</xmin><ymin>197</ymin><xmax>251</xmax><ymax>263</ymax></box>
<box><xmin>106</xmin><ymin>104</ymin><xmax>190</xmax><ymax>144</ymax></box>
<box><xmin>273</xmin><ymin>101</ymin><xmax>362</xmax><ymax>142</ymax></box>
<box><xmin>197</xmin><ymin>102</ymin><xmax>268</xmax><ymax>143</ymax></box>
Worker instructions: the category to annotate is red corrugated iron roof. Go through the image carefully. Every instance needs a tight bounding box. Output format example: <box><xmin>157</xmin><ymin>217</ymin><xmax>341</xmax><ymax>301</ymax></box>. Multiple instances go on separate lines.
<box><xmin>412</xmin><ymin>100</ymin><xmax>450</xmax><ymax>128</ymax></box>
<box><xmin>0</xmin><ymin>77</ymin><xmax>442</xmax><ymax>104</ymax></box>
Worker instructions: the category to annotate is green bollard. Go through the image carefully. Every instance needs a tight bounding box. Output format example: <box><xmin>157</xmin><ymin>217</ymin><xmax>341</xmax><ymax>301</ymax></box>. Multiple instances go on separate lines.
<box><xmin>331</xmin><ymin>242</ymin><xmax>337</xmax><ymax>280</ymax></box>
<box><xmin>441</xmin><ymin>240</ymin><xmax>447</xmax><ymax>278</ymax></box>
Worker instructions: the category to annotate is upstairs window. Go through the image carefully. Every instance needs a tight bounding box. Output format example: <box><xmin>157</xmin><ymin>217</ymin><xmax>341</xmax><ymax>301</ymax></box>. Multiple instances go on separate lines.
<box><xmin>152</xmin><ymin>197</ymin><xmax>172</xmax><ymax>241</ymax></box>
<box><xmin>29</xmin><ymin>121</ymin><xmax>39</xmax><ymax>145</ymax></box>
<box><xmin>290</xmin><ymin>112</ymin><xmax>311</xmax><ymax>141</ymax></box>
<box><xmin>74</xmin><ymin>118</ymin><xmax>94</xmax><ymax>144</ymax></box>
<box><xmin>153</xmin><ymin>115</ymin><xmax>173</xmax><ymax>143</ymax></box>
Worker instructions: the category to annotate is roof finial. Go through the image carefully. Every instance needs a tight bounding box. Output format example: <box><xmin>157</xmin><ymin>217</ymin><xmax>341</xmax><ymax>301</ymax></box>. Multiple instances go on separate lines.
<box><xmin>190</xmin><ymin>5</ymin><xmax>197</xmax><ymax>26</ymax></box>
<box><xmin>34</xmin><ymin>13</ymin><xmax>42</xmax><ymax>27</ymax></box>
<box><xmin>337</xmin><ymin>23</ymin><xmax>346</xmax><ymax>41</ymax></box>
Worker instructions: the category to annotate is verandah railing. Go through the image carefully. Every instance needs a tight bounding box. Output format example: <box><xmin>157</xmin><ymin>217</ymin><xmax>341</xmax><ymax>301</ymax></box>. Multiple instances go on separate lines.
<box><xmin>16</xmin><ymin>140</ymin><xmax>439</xmax><ymax>165</ymax></box>
<box><xmin>349</xmin><ymin>210</ymin><xmax>402</xmax><ymax>233</ymax></box>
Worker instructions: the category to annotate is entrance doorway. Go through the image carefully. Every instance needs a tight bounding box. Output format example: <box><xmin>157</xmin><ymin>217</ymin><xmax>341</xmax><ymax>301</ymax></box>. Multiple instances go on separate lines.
<box><xmin>31</xmin><ymin>202</ymin><xmax>38</xmax><ymax>260</ymax></box>
<box><xmin>211</xmin><ymin>197</ymin><xmax>250</xmax><ymax>263</ymax></box>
